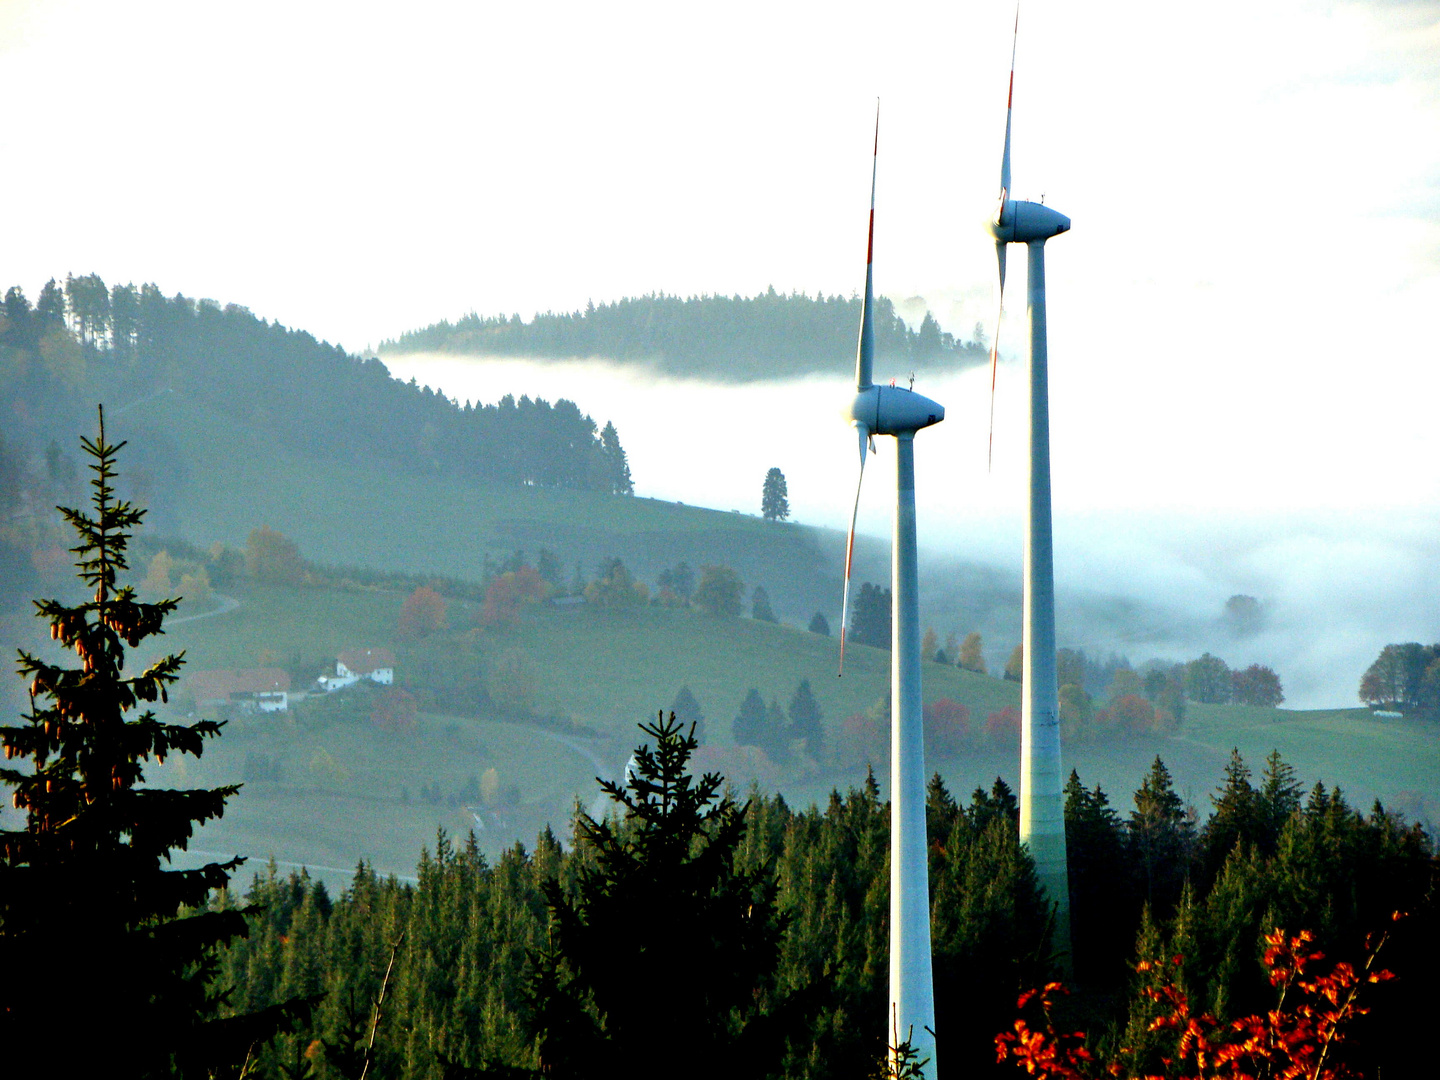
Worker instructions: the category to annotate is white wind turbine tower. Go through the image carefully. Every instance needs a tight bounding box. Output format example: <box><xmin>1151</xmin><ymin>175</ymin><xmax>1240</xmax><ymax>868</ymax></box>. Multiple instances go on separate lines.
<box><xmin>986</xmin><ymin>8</ymin><xmax>1073</xmax><ymax>962</ymax></box>
<box><xmin>839</xmin><ymin>107</ymin><xmax>944</xmax><ymax>1076</ymax></box>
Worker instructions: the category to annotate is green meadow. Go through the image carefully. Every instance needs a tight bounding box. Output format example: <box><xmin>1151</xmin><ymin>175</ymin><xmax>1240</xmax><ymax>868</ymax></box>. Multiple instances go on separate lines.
<box><xmin>116</xmin><ymin>578</ymin><xmax>1440</xmax><ymax>888</ymax></box>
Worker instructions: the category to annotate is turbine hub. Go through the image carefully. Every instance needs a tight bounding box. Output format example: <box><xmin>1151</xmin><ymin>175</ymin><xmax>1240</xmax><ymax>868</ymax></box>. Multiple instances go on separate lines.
<box><xmin>990</xmin><ymin>199</ymin><xmax>1070</xmax><ymax>245</ymax></box>
<box><xmin>849</xmin><ymin>385</ymin><xmax>944</xmax><ymax>437</ymax></box>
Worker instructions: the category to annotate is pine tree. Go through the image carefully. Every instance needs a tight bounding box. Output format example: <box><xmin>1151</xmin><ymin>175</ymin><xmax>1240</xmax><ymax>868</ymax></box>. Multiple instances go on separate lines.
<box><xmin>1200</xmin><ymin>748</ymin><xmax>1258</xmax><ymax>884</ymax></box>
<box><xmin>529</xmin><ymin>713</ymin><xmax>784</xmax><ymax>1079</ymax></box>
<box><xmin>763</xmin><ymin>698</ymin><xmax>790</xmax><ymax>764</ymax></box>
<box><xmin>598</xmin><ymin>421</ymin><xmax>633</xmax><ymax>495</ymax></box>
<box><xmin>732</xmin><ymin>688</ymin><xmax>767</xmax><ymax>747</ymax></box>
<box><xmin>1257</xmin><ymin>749</ymin><xmax>1303</xmax><ymax>851</ymax></box>
<box><xmin>849</xmin><ymin>582</ymin><xmax>892</xmax><ymax>649</ymax></box>
<box><xmin>807</xmin><ymin>611</ymin><xmax>830</xmax><ymax>636</ymax></box>
<box><xmin>670</xmin><ymin>685</ymin><xmax>706</xmax><ymax>744</ymax></box>
<box><xmin>0</xmin><ymin>408</ymin><xmax>307</xmax><ymax>1075</ymax></box>
<box><xmin>1063</xmin><ymin>771</ymin><xmax>1132</xmax><ymax>985</ymax></box>
<box><xmin>1128</xmin><ymin>756</ymin><xmax>1194</xmax><ymax>917</ymax></box>
<box><xmin>760</xmin><ymin>467</ymin><xmax>789</xmax><ymax>521</ymax></box>
<box><xmin>750</xmin><ymin>584</ymin><xmax>778</xmax><ymax>623</ymax></box>
<box><xmin>786</xmin><ymin>679</ymin><xmax>824</xmax><ymax>760</ymax></box>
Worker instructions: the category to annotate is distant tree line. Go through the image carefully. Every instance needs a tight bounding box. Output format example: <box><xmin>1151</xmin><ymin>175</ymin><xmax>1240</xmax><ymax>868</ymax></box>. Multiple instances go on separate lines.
<box><xmin>0</xmin><ymin>274</ymin><xmax>634</xmax><ymax>495</ymax></box>
<box><xmin>1359</xmin><ymin>642</ymin><xmax>1440</xmax><ymax>719</ymax></box>
<box><xmin>381</xmin><ymin>287</ymin><xmax>988</xmax><ymax>382</ymax></box>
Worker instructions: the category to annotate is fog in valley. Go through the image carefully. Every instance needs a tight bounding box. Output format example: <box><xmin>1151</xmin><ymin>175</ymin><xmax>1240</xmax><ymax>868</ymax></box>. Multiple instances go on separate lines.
<box><xmin>382</xmin><ymin>351</ymin><xmax>1438</xmax><ymax>710</ymax></box>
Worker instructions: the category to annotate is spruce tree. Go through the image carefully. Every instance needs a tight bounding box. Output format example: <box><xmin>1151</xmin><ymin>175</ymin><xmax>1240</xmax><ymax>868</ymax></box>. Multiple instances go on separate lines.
<box><xmin>760</xmin><ymin>466</ymin><xmax>789</xmax><ymax>521</ymax></box>
<box><xmin>1128</xmin><ymin>756</ymin><xmax>1194</xmax><ymax>917</ymax></box>
<box><xmin>1200</xmin><ymin>747</ymin><xmax>1258</xmax><ymax>884</ymax></box>
<box><xmin>732</xmin><ymin>687</ymin><xmax>767</xmax><ymax>747</ymax></box>
<box><xmin>669</xmin><ymin>685</ymin><xmax>706</xmax><ymax>744</ymax></box>
<box><xmin>1063</xmin><ymin>770</ymin><xmax>1132</xmax><ymax>985</ymax></box>
<box><xmin>529</xmin><ymin>713</ymin><xmax>784</xmax><ymax>1080</ymax></box>
<box><xmin>1256</xmin><ymin>749</ymin><xmax>1302</xmax><ymax>850</ymax></box>
<box><xmin>0</xmin><ymin>409</ymin><xmax>303</xmax><ymax>1075</ymax></box>
<box><xmin>786</xmin><ymin>678</ymin><xmax>824</xmax><ymax>760</ymax></box>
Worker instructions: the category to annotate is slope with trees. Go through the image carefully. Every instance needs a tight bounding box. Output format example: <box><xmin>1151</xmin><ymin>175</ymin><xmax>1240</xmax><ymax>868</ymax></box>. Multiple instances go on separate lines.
<box><xmin>0</xmin><ymin>275</ymin><xmax>635</xmax><ymax>498</ymax></box>
<box><xmin>382</xmin><ymin>288</ymin><xmax>988</xmax><ymax>383</ymax></box>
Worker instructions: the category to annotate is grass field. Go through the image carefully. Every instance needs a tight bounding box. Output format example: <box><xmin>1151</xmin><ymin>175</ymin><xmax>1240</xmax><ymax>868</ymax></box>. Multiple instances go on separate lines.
<box><xmin>75</xmin><ymin>577</ymin><xmax>1431</xmax><ymax>891</ymax></box>
<box><xmin>108</xmin><ymin>390</ymin><xmax>844</xmax><ymax>627</ymax></box>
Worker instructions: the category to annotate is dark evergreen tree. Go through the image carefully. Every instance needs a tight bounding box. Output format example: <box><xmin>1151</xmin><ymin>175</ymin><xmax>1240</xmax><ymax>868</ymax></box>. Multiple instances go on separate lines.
<box><xmin>0</xmin><ymin>409</ymin><xmax>307</xmax><ymax>1075</ymax></box>
<box><xmin>670</xmin><ymin>685</ymin><xmax>706</xmax><ymax>744</ymax></box>
<box><xmin>786</xmin><ymin>679</ymin><xmax>824</xmax><ymax>760</ymax></box>
<box><xmin>528</xmin><ymin>713</ymin><xmax>784</xmax><ymax>1080</ymax></box>
<box><xmin>930</xmin><ymin>774</ymin><xmax>1053</xmax><ymax>1078</ymax></box>
<box><xmin>969</xmin><ymin>777</ymin><xmax>1020</xmax><ymax>835</ymax></box>
<box><xmin>1256</xmin><ymin>749</ymin><xmax>1302</xmax><ymax>848</ymax></box>
<box><xmin>733</xmin><ymin>688</ymin><xmax>767</xmax><ymax>747</ymax></box>
<box><xmin>751</xmin><ymin>584</ymin><xmax>778</xmax><ymax>623</ymax></box>
<box><xmin>761</xmin><ymin>467</ymin><xmax>790</xmax><ymax>521</ymax></box>
<box><xmin>808</xmin><ymin>611</ymin><xmax>830</xmax><ymax>636</ymax></box>
<box><xmin>762</xmin><ymin>698</ymin><xmax>790</xmax><ymax>764</ymax></box>
<box><xmin>848</xmin><ymin>582</ymin><xmax>891</xmax><ymax>649</ymax></box>
<box><xmin>1199</xmin><ymin>748</ymin><xmax>1259</xmax><ymax>885</ymax></box>
<box><xmin>598</xmin><ymin>420</ymin><xmax>633</xmax><ymax>495</ymax></box>
<box><xmin>1063</xmin><ymin>771</ymin><xmax>1133</xmax><ymax>986</ymax></box>
<box><xmin>1128</xmin><ymin>756</ymin><xmax>1195</xmax><ymax>917</ymax></box>
<box><xmin>35</xmin><ymin>277</ymin><xmax>66</xmax><ymax>333</ymax></box>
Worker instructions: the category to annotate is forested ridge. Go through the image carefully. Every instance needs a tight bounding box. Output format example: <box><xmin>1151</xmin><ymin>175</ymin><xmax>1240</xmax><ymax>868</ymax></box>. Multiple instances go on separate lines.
<box><xmin>381</xmin><ymin>288</ymin><xmax>988</xmax><ymax>381</ymax></box>
<box><xmin>0</xmin><ymin>274</ymin><xmax>634</xmax><ymax>495</ymax></box>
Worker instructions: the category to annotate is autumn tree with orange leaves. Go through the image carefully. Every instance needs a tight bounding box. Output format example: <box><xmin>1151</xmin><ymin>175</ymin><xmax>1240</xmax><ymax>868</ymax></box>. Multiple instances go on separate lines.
<box><xmin>398</xmin><ymin>584</ymin><xmax>448</xmax><ymax>638</ymax></box>
<box><xmin>478</xmin><ymin>565</ymin><xmax>547</xmax><ymax>629</ymax></box>
<box><xmin>997</xmin><ymin>921</ymin><xmax>1400</xmax><ymax>1080</ymax></box>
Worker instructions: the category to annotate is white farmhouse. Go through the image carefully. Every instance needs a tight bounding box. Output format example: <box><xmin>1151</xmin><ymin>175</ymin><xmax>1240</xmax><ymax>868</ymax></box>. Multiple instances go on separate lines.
<box><xmin>189</xmin><ymin>668</ymin><xmax>291</xmax><ymax>713</ymax></box>
<box><xmin>320</xmin><ymin>648</ymin><xmax>396</xmax><ymax>692</ymax></box>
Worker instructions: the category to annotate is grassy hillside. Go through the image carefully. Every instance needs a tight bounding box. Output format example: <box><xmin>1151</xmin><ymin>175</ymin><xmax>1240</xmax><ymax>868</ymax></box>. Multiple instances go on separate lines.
<box><xmin>54</xmin><ymin>577</ymin><xmax>1431</xmax><ymax>891</ymax></box>
<box><xmin>109</xmin><ymin>390</ymin><xmax>845</xmax><ymax>625</ymax></box>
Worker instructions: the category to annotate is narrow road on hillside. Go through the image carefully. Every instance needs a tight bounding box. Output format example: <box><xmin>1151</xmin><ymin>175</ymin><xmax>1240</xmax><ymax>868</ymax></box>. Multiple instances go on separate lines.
<box><xmin>168</xmin><ymin>593</ymin><xmax>240</xmax><ymax>625</ymax></box>
<box><xmin>524</xmin><ymin>726</ymin><xmax>635</xmax><ymax>821</ymax></box>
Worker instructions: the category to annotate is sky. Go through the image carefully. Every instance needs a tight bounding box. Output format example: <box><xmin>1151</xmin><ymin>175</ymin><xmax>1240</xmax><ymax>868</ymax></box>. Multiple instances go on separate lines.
<box><xmin>2</xmin><ymin>0</ymin><xmax>1437</xmax><ymax>703</ymax></box>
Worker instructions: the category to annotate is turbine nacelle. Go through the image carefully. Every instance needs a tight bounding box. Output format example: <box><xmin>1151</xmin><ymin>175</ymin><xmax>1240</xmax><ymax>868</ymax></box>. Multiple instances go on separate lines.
<box><xmin>848</xmin><ymin>385</ymin><xmax>945</xmax><ymax>437</ymax></box>
<box><xmin>990</xmin><ymin>199</ymin><xmax>1070</xmax><ymax>245</ymax></box>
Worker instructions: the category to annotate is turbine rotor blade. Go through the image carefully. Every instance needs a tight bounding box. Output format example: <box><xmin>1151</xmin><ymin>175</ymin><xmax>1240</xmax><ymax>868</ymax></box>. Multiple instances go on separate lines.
<box><xmin>988</xmin><ymin>241</ymin><xmax>1007</xmax><ymax>472</ymax></box>
<box><xmin>838</xmin><ymin>427</ymin><xmax>869</xmax><ymax>676</ymax></box>
<box><xmin>1000</xmin><ymin>5</ymin><xmax>1018</xmax><ymax>200</ymax></box>
<box><xmin>856</xmin><ymin>102</ymin><xmax>879</xmax><ymax>391</ymax></box>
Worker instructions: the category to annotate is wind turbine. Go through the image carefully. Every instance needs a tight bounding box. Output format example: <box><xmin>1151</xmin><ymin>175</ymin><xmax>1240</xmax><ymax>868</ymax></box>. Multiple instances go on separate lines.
<box><xmin>840</xmin><ymin>106</ymin><xmax>944</xmax><ymax>1077</ymax></box>
<box><xmin>986</xmin><ymin>8</ymin><xmax>1073</xmax><ymax>962</ymax></box>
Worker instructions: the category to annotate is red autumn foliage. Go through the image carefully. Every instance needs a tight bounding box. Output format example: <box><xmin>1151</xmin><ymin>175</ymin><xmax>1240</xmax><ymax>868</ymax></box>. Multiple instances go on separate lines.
<box><xmin>996</xmin><ymin>918</ymin><xmax>1399</xmax><ymax>1080</ymax></box>
<box><xmin>370</xmin><ymin>687</ymin><xmax>418</xmax><ymax>731</ymax></box>
<box><xmin>398</xmin><ymin>585</ymin><xmax>448</xmax><ymax>638</ymax></box>
<box><xmin>923</xmin><ymin>697</ymin><xmax>970</xmax><ymax>759</ymax></box>
<box><xmin>478</xmin><ymin>565</ymin><xmax>547</xmax><ymax>629</ymax></box>
<box><xmin>985</xmin><ymin>705</ymin><xmax>1021</xmax><ymax>745</ymax></box>
<box><xmin>1111</xmin><ymin>693</ymin><xmax>1157</xmax><ymax>735</ymax></box>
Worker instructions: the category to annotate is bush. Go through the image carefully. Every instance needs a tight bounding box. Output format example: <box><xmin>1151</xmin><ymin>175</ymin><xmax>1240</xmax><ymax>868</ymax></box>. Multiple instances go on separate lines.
<box><xmin>694</xmin><ymin>564</ymin><xmax>743</xmax><ymax>617</ymax></box>
<box><xmin>923</xmin><ymin>698</ymin><xmax>970</xmax><ymax>759</ymax></box>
